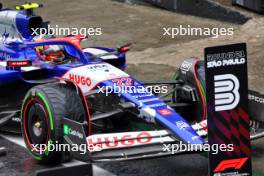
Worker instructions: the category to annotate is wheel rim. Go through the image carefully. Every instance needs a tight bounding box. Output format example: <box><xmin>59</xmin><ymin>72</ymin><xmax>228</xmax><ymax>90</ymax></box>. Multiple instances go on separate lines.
<box><xmin>24</xmin><ymin>99</ymin><xmax>49</xmax><ymax>154</ymax></box>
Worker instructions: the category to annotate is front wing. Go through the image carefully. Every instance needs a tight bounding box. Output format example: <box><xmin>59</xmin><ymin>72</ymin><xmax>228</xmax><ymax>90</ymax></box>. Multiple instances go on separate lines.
<box><xmin>62</xmin><ymin>118</ymin><xmax>207</xmax><ymax>162</ymax></box>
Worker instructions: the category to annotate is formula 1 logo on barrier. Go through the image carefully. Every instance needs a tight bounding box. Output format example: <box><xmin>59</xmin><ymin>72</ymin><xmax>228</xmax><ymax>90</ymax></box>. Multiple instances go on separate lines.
<box><xmin>214</xmin><ymin>157</ymin><xmax>248</xmax><ymax>173</ymax></box>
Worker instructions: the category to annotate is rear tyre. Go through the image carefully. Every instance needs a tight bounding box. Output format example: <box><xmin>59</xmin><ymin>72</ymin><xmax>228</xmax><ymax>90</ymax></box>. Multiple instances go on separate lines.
<box><xmin>21</xmin><ymin>83</ymin><xmax>86</xmax><ymax>164</ymax></box>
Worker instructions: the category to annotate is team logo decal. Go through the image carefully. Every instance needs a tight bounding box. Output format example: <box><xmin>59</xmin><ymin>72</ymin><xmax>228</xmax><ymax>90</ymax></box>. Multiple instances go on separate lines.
<box><xmin>158</xmin><ymin>109</ymin><xmax>173</xmax><ymax>116</ymax></box>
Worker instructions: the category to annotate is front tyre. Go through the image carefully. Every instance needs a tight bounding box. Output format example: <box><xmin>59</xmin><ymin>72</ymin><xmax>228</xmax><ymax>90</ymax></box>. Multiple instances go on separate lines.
<box><xmin>21</xmin><ymin>83</ymin><xmax>85</xmax><ymax>164</ymax></box>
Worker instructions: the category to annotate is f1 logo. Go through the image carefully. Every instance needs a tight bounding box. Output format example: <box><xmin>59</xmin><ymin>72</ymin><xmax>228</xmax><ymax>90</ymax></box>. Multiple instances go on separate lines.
<box><xmin>214</xmin><ymin>74</ymin><xmax>240</xmax><ymax>111</ymax></box>
<box><xmin>214</xmin><ymin>158</ymin><xmax>248</xmax><ymax>173</ymax></box>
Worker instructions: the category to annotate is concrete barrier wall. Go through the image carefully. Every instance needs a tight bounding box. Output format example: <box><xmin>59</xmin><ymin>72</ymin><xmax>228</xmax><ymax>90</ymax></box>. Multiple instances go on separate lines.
<box><xmin>145</xmin><ymin>0</ymin><xmax>250</xmax><ymax>24</ymax></box>
<box><xmin>233</xmin><ymin>0</ymin><xmax>264</xmax><ymax>13</ymax></box>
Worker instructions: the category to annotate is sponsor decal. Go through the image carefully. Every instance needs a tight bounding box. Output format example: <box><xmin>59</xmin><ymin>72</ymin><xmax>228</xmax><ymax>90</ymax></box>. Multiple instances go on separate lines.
<box><xmin>176</xmin><ymin>121</ymin><xmax>189</xmax><ymax>130</ymax></box>
<box><xmin>7</xmin><ymin>60</ymin><xmax>32</xmax><ymax>67</ymax></box>
<box><xmin>139</xmin><ymin>107</ymin><xmax>156</xmax><ymax>123</ymax></box>
<box><xmin>133</xmin><ymin>94</ymin><xmax>153</xmax><ymax>99</ymax></box>
<box><xmin>158</xmin><ymin>109</ymin><xmax>173</xmax><ymax>116</ymax></box>
<box><xmin>180</xmin><ymin>60</ymin><xmax>193</xmax><ymax>73</ymax></box>
<box><xmin>87</xmin><ymin>132</ymin><xmax>152</xmax><ymax>149</ymax></box>
<box><xmin>112</xmin><ymin>77</ymin><xmax>133</xmax><ymax>86</ymax></box>
<box><xmin>86</xmin><ymin>64</ymin><xmax>108</xmax><ymax>71</ymax></box>
<box><xmin>248</xmin><ymin>93</ymin><xmax>264</xmax><ymax>104</ymax></box>
<box><xmin>11</xmin><ymin>117</ymin><xmax>21</xmax><ymax>122</ymax></box>
<box><xmin>62</xmin><ymin>64</ymin><xmax>129</xmax><ymax>94</ymax></box>
<box><xmin>69</xmin><ymin>74</ymin><xmax>91</xmax><ymax>87</ymax></box>
<box><xmin>214</xmin><ymin>74</ymin><xmax>240</xmax><ymax>111</ymax></box>
<box><xmin>64</xmin><ymin>125</ymin><xmax>84</xmax><ymax>139</ymax></box>
<box><xmin>69</xmin><ymin>129</ymin><xmax>84</xmax><ymax>139</ymax></box>
<box><xmin>148</xmin><ymin>103</ymin><xmax>166</xmax><ymax>108</ymax></box>
<box><xmin>248</xmin><ymin>90</ymin><xmax>264</xmax><ymax>123</ymax></box>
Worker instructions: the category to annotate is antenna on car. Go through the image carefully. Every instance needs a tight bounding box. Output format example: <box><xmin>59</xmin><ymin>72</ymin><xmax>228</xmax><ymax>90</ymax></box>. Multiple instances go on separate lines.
<box><xmin>15</xmin><ymin>2</ymin><xmax>43</xmax><ymax>15</ymax></box>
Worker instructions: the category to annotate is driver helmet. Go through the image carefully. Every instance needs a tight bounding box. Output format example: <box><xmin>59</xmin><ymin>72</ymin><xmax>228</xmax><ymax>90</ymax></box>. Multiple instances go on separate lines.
<box><xmin>34</xmin><ymin>35</ymin><xmax>65</xmax><ymax>63</ymax></box>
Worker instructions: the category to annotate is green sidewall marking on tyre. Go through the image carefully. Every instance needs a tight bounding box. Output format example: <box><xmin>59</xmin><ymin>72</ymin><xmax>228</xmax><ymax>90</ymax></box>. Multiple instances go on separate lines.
<box><xmin>37</xmin><ymin>92</ymin><xmax>54</xmax><ymax>130</ymax></box>
<box><xmin>198</xmin><ymin>80</ymin><xmax>207</xmax><ymax>121</ymax></box>
<box><xmin>198</xmin><ymin>80</ymin><xmax>206</xmax><ymax>103</ymax></box>
<box><xmin>44</xmin><ymin>140</ymin><xmax>53</xmax><ymax>156</ymax></box>
<box><xmin>21</xmin><ymin>93</ymin><xmax>43</xmax><ymax>161</ymax></box>
<box><xmin>21</xmin><ymin>91</ymin><xmax>55</xmax><ymax>160</ymax></box>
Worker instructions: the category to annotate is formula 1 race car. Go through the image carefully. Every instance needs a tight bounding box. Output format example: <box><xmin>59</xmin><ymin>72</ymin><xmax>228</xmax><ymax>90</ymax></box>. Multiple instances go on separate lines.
<box><xmin>0</xmin><ymin>3</ymin><xmax>263</xmax><ymax>172</ymax></box>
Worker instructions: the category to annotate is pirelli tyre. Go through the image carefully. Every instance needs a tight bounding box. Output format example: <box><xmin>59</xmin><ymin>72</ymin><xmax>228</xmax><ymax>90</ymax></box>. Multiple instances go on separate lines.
<box><xmin>21</xmin><ymin>83</ymin><xmax>86</xmax><ymax>164</ymax></box>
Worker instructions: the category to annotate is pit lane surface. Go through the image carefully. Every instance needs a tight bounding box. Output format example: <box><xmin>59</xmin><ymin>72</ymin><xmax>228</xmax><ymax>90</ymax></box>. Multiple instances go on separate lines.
<box><xmin>0</xmin><ymin>134</ymin><xmax>208</xmax><ymax>176</ymax></box>
<box><xmin>1</xmin><ymin>133</ymin><xmax>264</xmax><ymax>176</ymax></box>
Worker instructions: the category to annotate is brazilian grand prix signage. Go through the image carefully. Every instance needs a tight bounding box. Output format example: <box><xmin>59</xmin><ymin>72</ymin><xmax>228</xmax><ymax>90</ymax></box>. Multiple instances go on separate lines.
<box><xmin>205</xmin><ymin>43</ymin><xmax>252</xmax><ymax>176</ymax></box>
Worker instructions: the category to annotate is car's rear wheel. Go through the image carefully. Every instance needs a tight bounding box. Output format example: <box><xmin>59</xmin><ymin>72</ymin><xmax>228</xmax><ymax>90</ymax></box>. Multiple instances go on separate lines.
<box><xmin>21</xmin><ymin>83</ymin><xmax>86</xmax><ymax>164</ymax></box>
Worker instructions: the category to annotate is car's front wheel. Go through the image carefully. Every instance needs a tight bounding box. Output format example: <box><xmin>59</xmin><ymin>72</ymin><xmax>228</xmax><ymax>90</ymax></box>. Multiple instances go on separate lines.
<box><xmin>21</xmin><ymin>83</ymin><xmax>86</xmax><ymax>164</ymax></box>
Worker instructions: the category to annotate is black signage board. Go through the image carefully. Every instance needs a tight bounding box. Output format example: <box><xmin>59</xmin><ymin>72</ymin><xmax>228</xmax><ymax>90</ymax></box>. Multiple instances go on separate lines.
<box><xmin>205</xmin><ymin>43</ymin><xmax>252</xmax><ymax>176</ymax></box>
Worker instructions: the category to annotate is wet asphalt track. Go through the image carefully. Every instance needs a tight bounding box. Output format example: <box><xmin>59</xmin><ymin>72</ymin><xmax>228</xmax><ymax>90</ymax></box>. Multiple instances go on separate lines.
<box><xmin>1</xmin><ymin>133</ymin><xmax>263</xmax><ymax>176</ymax></box>
<box><xmin>0</xmin><ymin>134</ymin><xmax>208</xmax><ymax>176</ymax></box>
